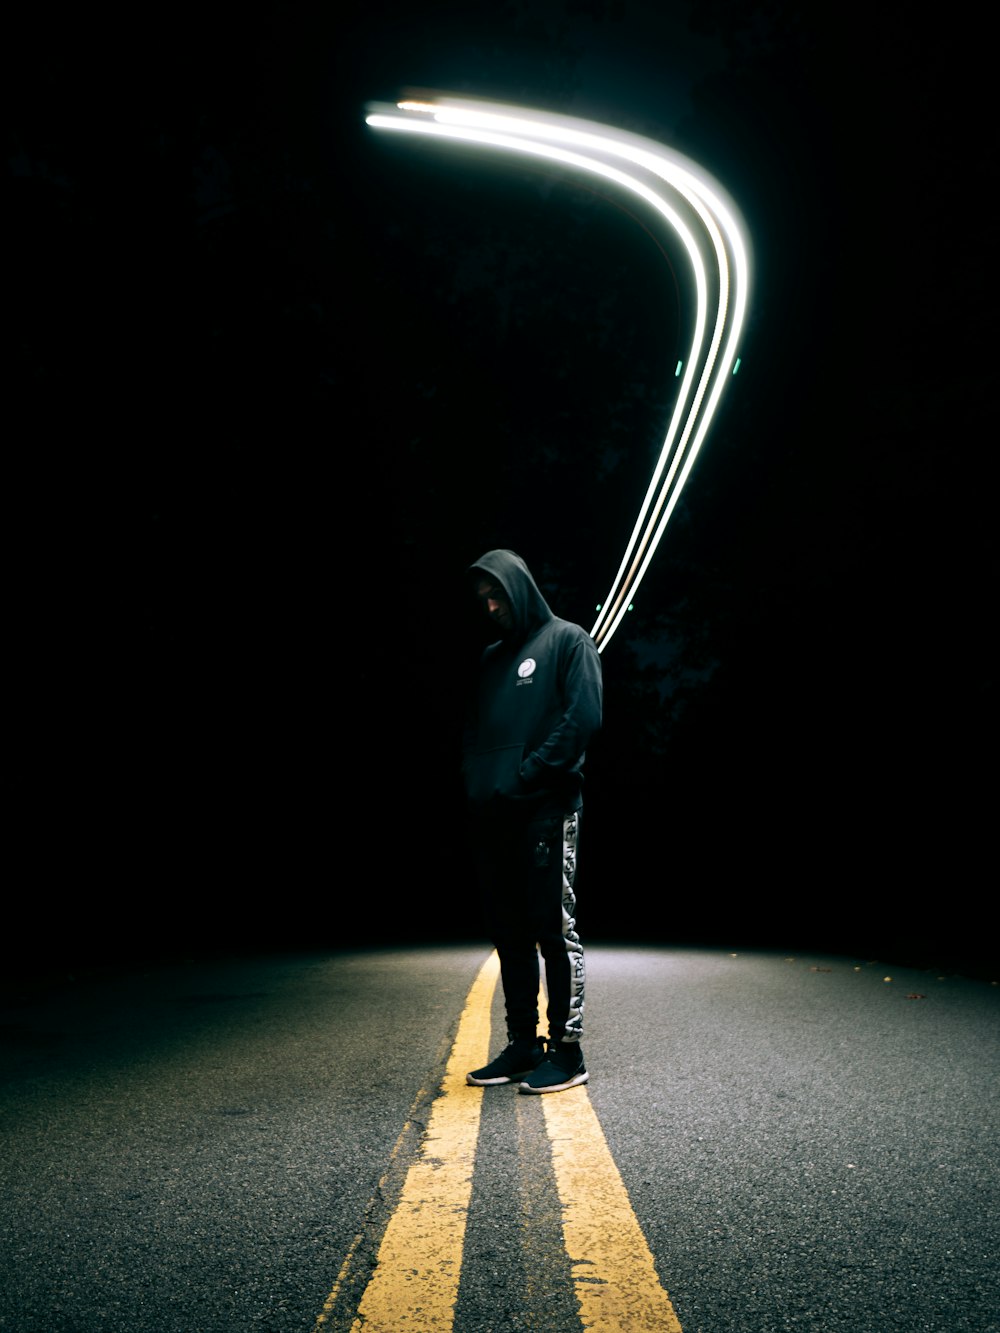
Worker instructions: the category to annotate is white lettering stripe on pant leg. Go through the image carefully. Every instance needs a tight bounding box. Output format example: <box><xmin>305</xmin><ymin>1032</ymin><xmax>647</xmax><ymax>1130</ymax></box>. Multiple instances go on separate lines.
<box><xmin>561</xmin><ymin>810</ymin><xmax>585</xmax><ymax>1042</ymax></box>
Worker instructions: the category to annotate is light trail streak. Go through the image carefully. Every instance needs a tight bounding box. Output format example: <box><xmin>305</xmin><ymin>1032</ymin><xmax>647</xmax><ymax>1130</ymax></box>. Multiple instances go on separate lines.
<box><xmin>365</xmin><ymin>95</ymin><xmax>750</xmax><ymax>654</ymax></box>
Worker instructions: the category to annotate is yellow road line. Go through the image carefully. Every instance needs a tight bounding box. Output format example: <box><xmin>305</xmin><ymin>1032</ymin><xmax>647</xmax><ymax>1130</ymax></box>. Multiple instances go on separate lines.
<box><xmin>348</xmin><ymin>951</ymin><xmax>500</xmax><ymax>1331</ymax></box>
<box><xmin>541</xmin><ymin>1088</ymin><xmax>683</xmax><ymax>1331</ymax></box>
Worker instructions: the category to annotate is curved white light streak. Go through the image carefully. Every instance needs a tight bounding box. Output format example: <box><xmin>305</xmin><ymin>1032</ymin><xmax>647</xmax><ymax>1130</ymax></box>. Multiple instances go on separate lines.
<box><xmin>365</xmin><ymin>96</ymin><xmax>750</xmax><ymax>654</ymax></box>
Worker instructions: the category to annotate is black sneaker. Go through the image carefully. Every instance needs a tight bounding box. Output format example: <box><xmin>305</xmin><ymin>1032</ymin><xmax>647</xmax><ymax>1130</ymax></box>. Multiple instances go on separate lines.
<box><xmin>467</xmin><ymin>1036</ymin><xmax>546</xmax><ymax>1086</ymax></box>
<box><xmin>518</xmin><ymin>1041</ymin><xmax>588</xmax><ymax>1094</ymax></box>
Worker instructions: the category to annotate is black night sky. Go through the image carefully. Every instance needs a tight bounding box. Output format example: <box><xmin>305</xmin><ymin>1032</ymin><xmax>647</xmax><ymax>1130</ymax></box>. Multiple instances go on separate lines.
<box><xmin>11</xmin><ymin>5</ymin><xmax>993</xmax><ymax>973</ymax></box>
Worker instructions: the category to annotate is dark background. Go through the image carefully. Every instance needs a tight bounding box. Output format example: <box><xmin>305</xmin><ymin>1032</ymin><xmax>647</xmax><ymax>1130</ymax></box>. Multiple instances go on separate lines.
<box><xmin>10</xmin><ymin>4</ymin><xmax>993</xmax><ymax>975</ymax></box>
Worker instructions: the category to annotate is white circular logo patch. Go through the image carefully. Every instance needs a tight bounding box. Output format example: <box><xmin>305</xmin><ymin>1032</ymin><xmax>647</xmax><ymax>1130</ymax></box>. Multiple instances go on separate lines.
<box><xmin>517</xmin><ymin>658</ymin><xmax>536</xmax><ymax>679</ymax></box>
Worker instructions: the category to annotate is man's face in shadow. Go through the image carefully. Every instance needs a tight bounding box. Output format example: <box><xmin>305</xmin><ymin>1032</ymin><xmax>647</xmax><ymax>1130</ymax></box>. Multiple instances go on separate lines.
<box><xmin>475</xmin><ymin>577</ymin><xmax>513</xmax><ymax>633</ymax></box>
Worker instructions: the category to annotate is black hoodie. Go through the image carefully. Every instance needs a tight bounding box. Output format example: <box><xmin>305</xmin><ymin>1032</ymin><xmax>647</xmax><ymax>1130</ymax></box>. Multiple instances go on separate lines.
<box><xmin>463</xmin><ymin>550</ymin><xmax>603</xmax><ymax>819</ymax></box>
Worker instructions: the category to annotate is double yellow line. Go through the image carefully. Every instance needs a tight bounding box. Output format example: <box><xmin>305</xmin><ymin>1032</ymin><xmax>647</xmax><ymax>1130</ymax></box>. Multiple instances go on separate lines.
<box><xmin>316</xmin><ymin>951</ymin><xmax>682</xmax><ymax>1331</ymax></box>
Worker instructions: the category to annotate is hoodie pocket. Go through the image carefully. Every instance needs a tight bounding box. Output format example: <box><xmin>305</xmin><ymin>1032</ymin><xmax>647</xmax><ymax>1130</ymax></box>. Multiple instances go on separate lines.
<box><xmin>464</xmin><ymin>744</ymin><xmax>525</xmax><ymax>806</ymax></box>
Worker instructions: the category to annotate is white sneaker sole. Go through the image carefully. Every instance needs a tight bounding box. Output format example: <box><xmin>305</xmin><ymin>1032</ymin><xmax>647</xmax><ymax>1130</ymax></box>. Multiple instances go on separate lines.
<box><xmin>466</xmin><ymin>1071</ymin><xmax>533</xmax><ymax>1086</ymax></box>
<box><xmin>518</xmin><ymin>1070</ymin><xmax>589</xmax><ymax>1094</ymax></box>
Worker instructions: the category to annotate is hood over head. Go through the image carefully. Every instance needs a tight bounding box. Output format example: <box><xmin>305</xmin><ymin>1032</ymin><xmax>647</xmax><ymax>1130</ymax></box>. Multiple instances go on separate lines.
<box><xmin>470</xmin><ymin>549</ymin><xmax>554</xmax><ymax>643</ymax></box>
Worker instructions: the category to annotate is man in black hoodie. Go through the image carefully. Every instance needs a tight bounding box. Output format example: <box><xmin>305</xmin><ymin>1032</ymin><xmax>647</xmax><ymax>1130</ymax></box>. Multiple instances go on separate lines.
<box><xmin>462</xmin><ymin>550</ymin><xmax>603</xmax><ymax>1094</ymax></box>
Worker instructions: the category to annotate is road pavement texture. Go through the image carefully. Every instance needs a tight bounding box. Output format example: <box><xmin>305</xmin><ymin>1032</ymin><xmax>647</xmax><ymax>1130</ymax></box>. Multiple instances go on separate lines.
<box><xmin>1</xmin><ymin>945</ymin><xmax>997</xmax><ymax>1331</ymax></box>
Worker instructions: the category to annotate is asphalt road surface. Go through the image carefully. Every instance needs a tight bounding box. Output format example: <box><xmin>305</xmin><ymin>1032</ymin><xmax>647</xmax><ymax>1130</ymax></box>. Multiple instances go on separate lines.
<box><xmin>1</xmin><ymin>945</ymin><xmax>997</xmax><ymax>1332</ymax></box>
